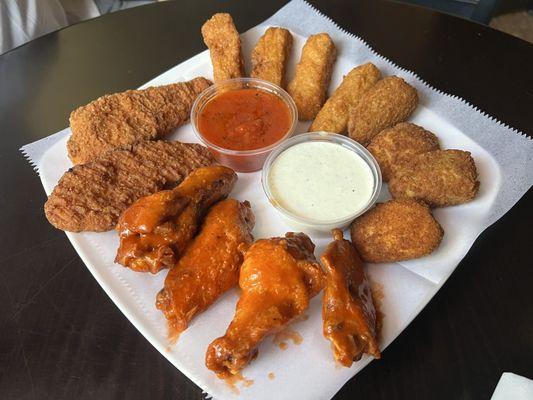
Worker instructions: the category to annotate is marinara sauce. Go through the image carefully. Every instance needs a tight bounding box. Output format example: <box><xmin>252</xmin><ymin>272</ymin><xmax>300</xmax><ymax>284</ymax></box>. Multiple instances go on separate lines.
<box><xmin>196</xmin><ymin>88</ymin><xmax>292</xmax><ymax>172</ymax></box>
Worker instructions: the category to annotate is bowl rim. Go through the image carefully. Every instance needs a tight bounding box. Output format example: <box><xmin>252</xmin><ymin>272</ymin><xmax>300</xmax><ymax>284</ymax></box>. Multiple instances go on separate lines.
<box><xmin>190</xmin><ymin>77</ymin><xmax>298</xmax><ymax>156</ymax></box>
<box><xmin>261</xmin><ymin>131</ymin><xmax>383</xmax><ymax>227</ymax></box>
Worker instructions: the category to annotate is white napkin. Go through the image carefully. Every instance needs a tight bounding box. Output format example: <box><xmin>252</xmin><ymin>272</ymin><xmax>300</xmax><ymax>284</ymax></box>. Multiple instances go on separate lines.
<box><xmin>491</xmin><ymin>373</ymin><xmax>533</xmax><ymax>400</ymax></box>
<box><xmin>20</xmin><ymin>1</ymin><xmax>533</xmax><ymax>400</ymax></box>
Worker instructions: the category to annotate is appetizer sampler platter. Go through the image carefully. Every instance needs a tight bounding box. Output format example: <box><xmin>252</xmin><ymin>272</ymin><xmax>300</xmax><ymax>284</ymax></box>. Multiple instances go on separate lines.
<box><xmin>36</xmin><ymin>23</ymin><xmax>500</xmax><ymax>400</ymax></box>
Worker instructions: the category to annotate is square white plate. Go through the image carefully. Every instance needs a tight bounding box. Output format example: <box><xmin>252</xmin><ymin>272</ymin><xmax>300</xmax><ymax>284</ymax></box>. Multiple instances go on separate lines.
<box><xmin>37</xmin><ymin>26</ymin><xmax>500</xmax><ymax>400</ymax></box>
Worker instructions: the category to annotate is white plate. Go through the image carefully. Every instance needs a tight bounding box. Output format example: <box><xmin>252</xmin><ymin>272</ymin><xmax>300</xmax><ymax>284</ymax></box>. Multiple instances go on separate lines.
<box><xmin>37</xmin><ymin>26</ymin><xmax>501</xmax><ymax>400</ymax></box>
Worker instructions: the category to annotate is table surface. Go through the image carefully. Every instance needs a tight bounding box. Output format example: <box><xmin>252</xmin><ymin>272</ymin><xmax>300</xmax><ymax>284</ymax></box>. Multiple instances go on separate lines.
<box><xmin>0</xmin><ymin>0</ymin><xmax>532</xmax><ymax>399</ymax></box>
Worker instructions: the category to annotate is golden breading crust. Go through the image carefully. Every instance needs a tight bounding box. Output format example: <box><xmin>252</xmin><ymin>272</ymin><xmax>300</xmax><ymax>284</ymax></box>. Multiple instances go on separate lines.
<box><xmin>389</xmin><ymin>149</ymin><xmax>480</xmax><ymax>207</ymax></box>
<box><xmin>201</xmin><ymin>13</ymin><xmax>245</xmax><ymax>82</ymax></box>
<box><xmin>287</xmin><ymin>33</ymin><xmax>337</xmax><ymax>121</ymax></box>
<box><xmin>350</xmin><ymin>199</ymin><xmax>443</xmax><ymax>263</ymax></box>
<box><xmin>251</xmin><ymin>27</ymin><xmax>293</xmax><ymax>88</ymax></box>
<box><xmin>367</xmin><ymin>122</ymin><xmax>440</xmax><ymax>182</ymax></box>
<box><xmin>347</xmin><ymin>76</ymin><xmax>418</xmax><ymax>145</ymax></box>
<box><xmin>67</xmin><ymin>77</ymin><xmax>211</xmax><ymax>164</ymax></box>
<box><xmin>45</xmin><ymin>141</ymin><xmax>215</xmax><ymax>232</ymax></box>
<box><xmin>310</xmin><ymin>63</ymin><xmax>381</xmax><ymax>133</ymax></box>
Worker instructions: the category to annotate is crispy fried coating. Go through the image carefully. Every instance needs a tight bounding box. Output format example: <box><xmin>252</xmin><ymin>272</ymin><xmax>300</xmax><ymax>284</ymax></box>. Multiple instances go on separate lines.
<box><xmin>44</xmin><ymin>141</ymin><xmax>215</xmax><ymax>232</ymax></box>
<box><xmin>350</xmin><ymin>199</ymin><xmax>443</xmax><ymax>263</ymax></box>
<box><xmin>310</xmin><ymin>63</ymin><xmax>381</xmax><ymax>133</ymax></box>
<box><xmin>201</xmin><ymin>13</ymin><xmax>245</xmax><ymax>82</ymax></box>
<box><xmin>206</xmin><ymin>233</ymin><xmax>324</xmax><ymax>378</ymax></box>
<box><xmin>156</xmin><ymin>199</ymin><xmax>255</xmax><ymax>336</ymax></box>
<box><xmin>347</xmin><ymin>76</ymin><xmax>418</xmax><ymax>145</ymax></box>
<box><xmin>322</xmin><ymin>229</ymin><xmax>381</xmax><ymax>367</ymax></box>
<box><xmin>389</xmin><ymin>149</ymin><xmax>479</xmax><ymax>207</ymax></box>
<box><xmin>115</xmin><ymin>166</ymin><xmax>237</xmax><ymax>273</ymax></box>
<box><xmin>287</xmin><ymin>33</ymin><xmax>337</xmax><ymax>121</ymax></box>
<box><xmin>367</xmin><ymin>122</ymin><xmax>440</xmax><ymax>181</ymax></box>
<box><xmin>67</xmin><ymin>77</ymin><xmax>211</xmax><ymax>164</ymax></box>
<box><xmin>250</xmin><ymin>27</ymin><xmax>293</xmax><ymax>87</ymax></box>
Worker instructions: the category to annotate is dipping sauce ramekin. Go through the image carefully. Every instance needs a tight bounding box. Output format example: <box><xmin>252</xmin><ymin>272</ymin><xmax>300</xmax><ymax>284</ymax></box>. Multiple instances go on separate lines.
<box><xmin>262</xmin><ymin>132</ymin><xmax>382</xmax><ymax>232</ymax></box>
<box><xmin>191</xmin><ymin>78</ymin><xmax>298</xmax><ymax>172</ymax></box>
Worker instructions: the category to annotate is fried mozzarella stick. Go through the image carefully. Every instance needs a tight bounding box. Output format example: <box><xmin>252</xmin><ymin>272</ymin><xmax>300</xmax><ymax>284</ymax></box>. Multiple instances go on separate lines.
<box><xmin>322</xmin><ymin>229</ymin><xmax>380</xmax><ymax>367</ymax></box>
<box><xmin>201</xmin><ymin>13</ymin><xmax>245</xmax><ymax>82</ymax></box>
<box><xmin>310</xmin><ymin>63</ymin><xmax>381</xmax><ymax>133</ymax></box>
<box><xmin>251</xmin><ymin>27</ymin><xmax>293</xmax><ymax>87</ymax></box>
<box><xmin>347</xmin><ymin>76</ymin><xmax>418</xmax><ymax>145</ymax></box>
<box><xmin>287</xmin><ymin>33</ymin><xmax>337</xmax><ymax>121</ymax></box>
<box><xmin>67</xmin><ymin>77</ymin><xmax>211</xmax><ymax>164</ymax></box>
<box><xmin>156</xmin><ymin>199</ymin><xmax>255</xmax><ymax>337</ymax></box>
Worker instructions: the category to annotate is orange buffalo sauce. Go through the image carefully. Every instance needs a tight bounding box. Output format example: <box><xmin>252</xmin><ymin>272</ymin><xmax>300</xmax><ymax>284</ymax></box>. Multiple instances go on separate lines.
<box><xmin>196</xmin><ymin>88</ymin><xmax>292</xmax><ymax>172</ymax></box>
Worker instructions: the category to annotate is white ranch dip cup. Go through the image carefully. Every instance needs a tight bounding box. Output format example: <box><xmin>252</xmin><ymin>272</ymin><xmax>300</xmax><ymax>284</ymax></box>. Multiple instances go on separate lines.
<box><xmin>261</xmin><ymin>132</ymin><xmax>382</xmax><ymax>232</ymax></box>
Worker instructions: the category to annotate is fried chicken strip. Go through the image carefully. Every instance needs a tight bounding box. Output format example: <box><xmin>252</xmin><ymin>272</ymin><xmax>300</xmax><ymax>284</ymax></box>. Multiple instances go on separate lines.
<box><xmin>287</xmin><ymin>33</ymin><xmax>337</xmax><ymax>121</ymax></box>
<box><xmin>206</xmin><ymin>233</ymin><xmax>324</xmax><ymax>378</ymax></box>
<box><xmin>310</xmin><ymin>63</ymin><xmax>381</xmax><ymax>133</ymax></box>
<box><xmin>67</xmin><ymin>77</ymin><xmax>211</xmax><ymax>164</ymax></box>
<box><xmin>156</xmin><ymin>199</ymin><xmax>255</xmax><ymax>336</ymax></box>
<box><xmin>350</xmin><ymin>199</ymin><xmax>443</xmax><ymax>263</ymax></box>
<box><xmin>322</xmin><ymin>229</ymin><xmax>380</xmax><ymax>367</ymax></box>
<box><xmin>250</xmin><ymin>27</ymin><xmax>293</xmax><ymax>88</ymax></box>
<box><xmin>389</xmin><ymin>149</ymin><xmax>479</xmax><ymax>207</ymax></box>
<box><xmin>201</xmin><ymin>13</ymin><xmax>245</xmax><ymax>82</ymax></box>
<box><xmin>115</xmin><ymin>166</ymin><xmax>237</xmax><ymax>274</ymax></box>
<box><xmin>348</xmin><ymin>76</ymin><xmax>418</xmax><ymax>145</ymax></box>
<box><xmin>44</xmin><ymin>141</ymin><xmax>215</xmax><ymax>232</ymax></box>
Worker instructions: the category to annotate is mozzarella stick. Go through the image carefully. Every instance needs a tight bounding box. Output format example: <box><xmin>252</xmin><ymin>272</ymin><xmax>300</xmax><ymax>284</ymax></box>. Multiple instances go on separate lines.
<box><xmin>348</xmin><ymin>76</ymin><xmax>418</xmax><ymax>145</ymax></box>
<box><xmin>251</xmin><ymin>27</ymin><xmax>293</xmax><ymax>88</ymax></box>
<box><xmin>201</xmin><ymin>13</ymin><xmax>245</xmax><ymax>82</ymax></box>
<box><xmin>287</xmin><ymin>33</ymin><xmax>336</xmax><ymax>121</ymax></box>
<box><xmin>310</xmin><ymin>63</ymin><xmax>381</xmax><ymax>133</ymax></box>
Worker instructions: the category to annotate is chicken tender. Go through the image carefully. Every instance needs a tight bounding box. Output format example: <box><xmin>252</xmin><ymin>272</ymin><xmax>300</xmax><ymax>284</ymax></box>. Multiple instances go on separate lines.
<box><xmin>206</xmin><ymin>233</ymin><xmax>324</xmax><ymax>378</ymax></box>
<box><xmin>115</xmin><ymin>166</ymin><xmax>237</xmax><ymax>273</ymax></box>
<box><xmin>201</xmin><ymin>13</ymin><xmax>245</xmax><ymax>82</ymax></box>
<box><xmin>350</xmin><ymin>199</ymin><xmax>443</xmax><ymax>263</ymax></box>
<box><xmin>156</xmin><ymin>199</ymin><xmax>254</xmax><ymax>337</ymax></box>
<box><xmin>389</xmin><ymin>149</ymin><xmax>479</xmax><ymax>207</ymax></box>
<box><xmin>251</xmin><ymin>27</ymin><xmax>293</xmax><ymax>87</ymax></box>
<box><xmin>322</xmin><ymin>229</ymin><xmax>381</xmax><ymax>367</ymax></box>
<box><xmin>348</xmin><ymin>76</ymin><xmax>418</xmax><ymax>145</ymax></box>
<box><xmin>67</xmin><ymin>77</ymin><xmax>211</xmax><ymax>164</ymax></box>
<box><xmin>367</xmin><ymin>122</ymin><xmax>440</xmax><ymax>181</ymax></box>
<box><xmin>310</xmin><ymin>63</ymin><xmax>381</xmax><ymax>133</ymax></box>
<box><xmin>44</xmin><ymin>141</ymin><xmax>215</xmax><ymax>232</ymax></box>
<box><xmin>287</xmin><ymin>33</ymin><xmax>337</xmax><ymax>121</ymax></box>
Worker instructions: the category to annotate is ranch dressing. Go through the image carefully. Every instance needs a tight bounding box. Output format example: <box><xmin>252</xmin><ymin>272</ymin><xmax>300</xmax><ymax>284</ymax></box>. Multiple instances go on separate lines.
<box><xmin>268</xmin><ymin>141</ymin><xmax>374</xmax><ymax>221</ymax></box>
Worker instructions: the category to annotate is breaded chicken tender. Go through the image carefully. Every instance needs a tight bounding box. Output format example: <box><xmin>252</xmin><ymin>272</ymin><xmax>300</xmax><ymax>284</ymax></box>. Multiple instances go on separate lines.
<box><xmin>67</xmin><ymin>77</ymin><xmax>211</xmax><ymax>164</ymax></box>
<box><xmin>348</xmin><ymin>76</ymin><xmax>418</xmax><ymax>145</ymax></box>
<box><xmin>350</xmin><ymin>199</ymin><xmax>443</xmax><ymax>263</ymax></box>
<box><xmin>310</xmin><ymin>63</ymin><xmax>381</xmax><ymax>133</ymax></box>
<box><xmin>44</xmin><ymin>141</ymin><xmax>215</xmax><ymax>232</ymax></box>
<box><xmin>367</xmin><ymin>122</ymin><xmax>440</xmax><ymax>181</ymax></box>
<box><xmin>201</xmin><ymin>13</ymin><xmax>245</xmax><ymax>82</ymax></box>
<box><xmin>251</xmin><ymin>27</ymin><xmax>293</xmax><ymax>87</ymax></box>
<box><xmin>287</xmin><ymin>33</ymin><xmax>337</xmax><ymax>121</ymax></box>
<box><xmin>389</xmin><ymin>149</ymin><xmax>479</xmax><ymax>207</ymax></box>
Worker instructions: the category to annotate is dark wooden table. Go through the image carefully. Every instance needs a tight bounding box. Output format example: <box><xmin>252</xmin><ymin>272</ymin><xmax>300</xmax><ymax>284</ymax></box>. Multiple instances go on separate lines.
<box><xmin>1</xmin><ymin>1</ymin><xmax>531</xmax><ymax>399</ymax></box>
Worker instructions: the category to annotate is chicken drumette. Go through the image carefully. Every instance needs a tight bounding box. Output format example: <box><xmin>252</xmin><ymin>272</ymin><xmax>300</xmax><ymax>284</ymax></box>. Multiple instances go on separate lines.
<box><xmin>322</xmin><ymin>229</ymin><xmax>381</xmax><ymax>366</ymax></box>
<box><xmin>156</xmin><ymin>199</ymin><xmax>255</xmax><ymax>337</ymax></box>
<box><xmin>115</xmin><ymin>166</ymin><xmax>237</xmax><ymax>273</ymax></box>
<box><xmin>206</xmin><ymin>232</ymin><xmax>324</xmax><ymax>378</ymax></box>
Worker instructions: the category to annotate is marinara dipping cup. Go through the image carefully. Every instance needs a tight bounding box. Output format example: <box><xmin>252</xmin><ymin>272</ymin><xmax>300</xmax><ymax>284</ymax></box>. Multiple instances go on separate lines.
<box><xmin>191</xmin><ymin>78</ymin><xmax>297</xmax><ymax>172</ymax></box>
<box><xmin>262</xmin><ymin>132</ymin><xmax>382</xmax><ymax>233</ymax></box>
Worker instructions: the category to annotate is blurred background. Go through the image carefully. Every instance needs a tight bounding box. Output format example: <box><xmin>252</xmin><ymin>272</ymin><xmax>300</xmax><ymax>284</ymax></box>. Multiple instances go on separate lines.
<box><xmin>1</xmin><ymin>0</ymin><xmax>532</xmax><ymax>55</ymax></box>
